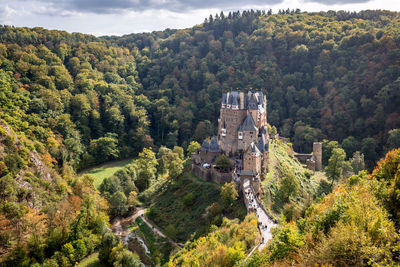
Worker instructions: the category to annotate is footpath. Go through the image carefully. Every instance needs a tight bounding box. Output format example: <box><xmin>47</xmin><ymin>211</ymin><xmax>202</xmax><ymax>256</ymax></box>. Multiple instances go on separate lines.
<box><xmin>111</xmin><ymin>207</ymin><xmax>183</xmax><ymax>248</ymax></box>
<box><xmin>242</xmin><ymin>178</ymin><xmax>277</xmax><ymax>251</ymax></box>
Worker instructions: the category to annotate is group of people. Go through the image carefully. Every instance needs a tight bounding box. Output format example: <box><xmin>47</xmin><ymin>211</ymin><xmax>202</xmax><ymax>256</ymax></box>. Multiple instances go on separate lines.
<box><xmin>245</xmin><ymin>188</ymin><xmax>258</xmax><ymax>210</ymax></box>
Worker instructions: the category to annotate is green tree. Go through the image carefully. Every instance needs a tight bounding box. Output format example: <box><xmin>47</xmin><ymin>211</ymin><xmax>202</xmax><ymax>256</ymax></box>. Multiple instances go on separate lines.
<box><xmin>325</xmin><ymin>148</ymin><xmax>346</xmax><ymax>185</ymax></box>
<box><xmin>341</xmin><ymin>136</ymin><xmax>358</xmax><ymax>159</ymax></box>
<box><xmin>216</xmin><ymin>154</ymin><xmax>232</xmax><ymax>172</ymax></box>
<box><xmin>221</xmin><ymin>182</ymin><xmax>238</xmax><ymax>210</ymax></box>
<box><xmin>278</xmin><ymin>171</ymin><xmax>299</xmax><ymax>202</ymax></box>
<box><xmin>165</xmin><ymin>224</ymin><xmax>177</xmax><ymax>240</ymax></box>
<box><xmin>166</xmin><ymin>152</ymin><xmax>184</xmax><ymax>180</ymax></box>
<box><xmin>361</xmin><ymin>137</ymin><xmax>378</xmax><ymax>170</ymax></box>
<box><xmin>62</xmin><ymin>242</ymin><xmax>75</xmax><ymax>264</ymax></box>
<box><xmin>73</xmin><ymin>239</ymin><xmax>87</xmax><ymax>262</ymax></box>
<box><xmin>268</xmin><ymin>224</ymin><xmax>304</xmax><ymax>261</ymax></box>
<box><xmin>111</xmin><ymin>243</ymin><xmax>142</xmax><ymax>267</ymax></box>
<box><xmin>99</xmin><ymin>232</ymin><xmax>119</xmax><ymax>264</ymax></box>
<box><xmin>349</xmin><ymin>151</ymin><xmax>365</xmax><ymax>174</ymax></box>
<box><xmin>136</xmin><ymin>147</ymin><xmax>158</xmax><ymax>191</ymax></box>
<box><xmin>157</xmin><ymin>146</ymin><xmax>171</xmax><ymax>175</ymax></box>
<box><xmin>89</xmin><ymin>133</ymin><xmax>119</xmax><ymax>164</ymax></box>
<box><xmin>127</xmin><ymin>191</ymin><xmax>139</xmax><ymax>209</ymax></box>
<box><xmin>322</xmin><ymin>140</ymin><xmax>341</xmax><ymax>167</ymax></box>
<box><xmin>109</xmin><ymin>191</ymin><xmax>128</xmax><ymax>216</ymax></box>
<box><xmin>387</xmin><ymin>128</ymin><xmax>400</xmax><ymax>151</ymax></box>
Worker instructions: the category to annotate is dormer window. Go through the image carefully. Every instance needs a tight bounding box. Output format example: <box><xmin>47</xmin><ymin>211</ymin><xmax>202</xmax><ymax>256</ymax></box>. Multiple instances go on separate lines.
<box><xmin>238</xmin><ymin>131</ymin><xmax>243</xmax><ymax>140</ymax></box>
<box><xmin>227</xmin><ymin>104</ymin><xmax>231</xmax><ymax>108</ymax></box>
<box><xmin>232</xmin><ymin>104</ymin><xmax>239</xmax><ymax>110</ymax></box>
<box><xmin>221</xmin><ymin>128</ymin><xmax>226</xmax><ymax>137</ymax></box>
<box><xmin>222</xmin><ymin>104</ymin><xmax>226</xmax><ymax>108</ymax></box>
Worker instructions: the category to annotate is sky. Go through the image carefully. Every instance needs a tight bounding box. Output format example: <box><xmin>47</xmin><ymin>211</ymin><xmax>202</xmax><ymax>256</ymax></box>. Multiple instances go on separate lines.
<box><xmin>0</xmin><ymin>0</ymin><xmax>399</xmax><ymax>36</ymax></box>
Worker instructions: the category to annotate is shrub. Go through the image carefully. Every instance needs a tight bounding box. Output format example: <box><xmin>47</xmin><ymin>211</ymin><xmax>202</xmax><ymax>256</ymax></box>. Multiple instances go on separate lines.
<box><xmin>183</xmin><ymin>193</ymin><xmax>195</xmax><ymax>206</ymax></box>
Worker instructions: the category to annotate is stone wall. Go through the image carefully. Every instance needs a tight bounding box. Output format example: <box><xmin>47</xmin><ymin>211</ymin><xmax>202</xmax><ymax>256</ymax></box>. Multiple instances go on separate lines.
<box><xmin>238</xmin><ymin>130</ymin><xmax>258</xmax><ymax>151</ymax></box>
<box><xmin>294</xmin><ymin>153</ymin><xmax>313</xmax><ymax>163</ymax></box>
<box><xmin>306</xmin><ymin>158</ymin><xmax>316</xmax><ymax>171</ymax></box>
<box><xmin>192</xmin><ymin>164</ymin><xmax>232</xmax><ymax>184</ymax></box>
<box><xmin>294</xmin><ymin>142</ymin><xmax>323</xmax><ymax>171</ymax></box>
<box><xmin>261</xmin><ymin>151</ymin><xmax>269</xmax><ymax>177</ymax></box>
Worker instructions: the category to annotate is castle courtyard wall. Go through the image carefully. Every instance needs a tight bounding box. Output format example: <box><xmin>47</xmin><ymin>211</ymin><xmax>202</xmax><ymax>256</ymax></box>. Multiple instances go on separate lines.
<box><xmin>192</xmin><ymin>164</ymin><xmax>232</xmax><ymax>184</ymax></box>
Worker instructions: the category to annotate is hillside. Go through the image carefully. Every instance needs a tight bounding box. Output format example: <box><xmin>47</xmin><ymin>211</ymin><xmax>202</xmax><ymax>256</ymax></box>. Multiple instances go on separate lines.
<box><xmin>245</xmin><ymin>148</ymin><xmax>400</xmax><ymax>266</ymax></box>
<box><xmin>1</xmin><ymin>9</ymin><xmax>400</xmax><ymax>266</ymax></box>
<box><xmin>164</xmin><ymin>148</ymin><xmax>400</xmax><ymax>266</ymax></box>
<box><xmin>263</xmin><ymin>139</ymin><xmax>329</xmax><ymax>220</ymax></box>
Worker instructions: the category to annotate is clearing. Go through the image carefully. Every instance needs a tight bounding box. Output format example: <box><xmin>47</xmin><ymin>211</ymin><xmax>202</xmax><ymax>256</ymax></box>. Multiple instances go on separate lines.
<box><xmin>79</xmin><ymin>158</ymin><xmax>135</xmax><ymax>188</ymax></box>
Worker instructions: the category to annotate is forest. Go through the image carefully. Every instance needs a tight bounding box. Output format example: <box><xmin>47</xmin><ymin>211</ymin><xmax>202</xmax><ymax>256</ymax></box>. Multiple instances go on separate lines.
<box><xmin>0</xmin><ymin>9</ymin><xmax>400</xmax><ymax>266</ymax></box>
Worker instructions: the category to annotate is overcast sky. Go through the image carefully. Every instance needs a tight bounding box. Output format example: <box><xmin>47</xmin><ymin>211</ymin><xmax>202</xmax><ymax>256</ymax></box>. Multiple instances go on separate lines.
<box><xmin>0</xmin><ymin>0</ymin><xmax>399</xmax><ymax>36</ymax></box>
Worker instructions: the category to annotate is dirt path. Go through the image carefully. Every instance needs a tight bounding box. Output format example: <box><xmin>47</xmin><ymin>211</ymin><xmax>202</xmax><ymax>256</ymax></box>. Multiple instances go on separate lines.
<box><xmin>111</xmin><ymin>207</ymin><xmax>183</xmax><ymax>248</ymax></box>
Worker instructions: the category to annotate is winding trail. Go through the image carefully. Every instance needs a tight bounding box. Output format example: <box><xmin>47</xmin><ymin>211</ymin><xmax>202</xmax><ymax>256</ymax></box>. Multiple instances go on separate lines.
<box><xmin>111</xmin><ymin>207</ymin><xmax>183</xmax><ymax>249</ymax></box>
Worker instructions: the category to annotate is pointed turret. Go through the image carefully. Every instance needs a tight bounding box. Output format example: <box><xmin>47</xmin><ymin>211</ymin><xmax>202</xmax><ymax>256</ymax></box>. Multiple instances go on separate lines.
<box><xmin>247</xmin><ymin>93</ymin><xmax>258</xmax><ymax>110</ymax></box>
<box><xmin>240</xmin><ymin>114</ymin><xmax>257</xmax><ymax>132</ymax></box>
<box><xmin>221</xmin><ymin>93</ymin><xmax>227</xmax><ymax>108</ymax></box>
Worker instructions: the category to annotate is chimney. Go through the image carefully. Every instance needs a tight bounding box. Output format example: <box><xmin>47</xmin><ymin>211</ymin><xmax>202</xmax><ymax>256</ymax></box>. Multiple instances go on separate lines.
<box><xmin>239</xmin><ymin>92</ymin><xmax>244</xmax><ymax>109</ymax></box>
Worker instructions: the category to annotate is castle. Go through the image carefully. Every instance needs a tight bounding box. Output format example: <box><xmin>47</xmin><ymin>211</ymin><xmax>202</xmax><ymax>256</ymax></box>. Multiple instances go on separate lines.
<box><xmin>191</xmin><ymin>91</ymin><xmax>322</xmax><ymax>195</ymax></box>
<box><xmin>192</xmin><ymin>91</ymin><xmax>269</xmax><ymax>194</ymax></box>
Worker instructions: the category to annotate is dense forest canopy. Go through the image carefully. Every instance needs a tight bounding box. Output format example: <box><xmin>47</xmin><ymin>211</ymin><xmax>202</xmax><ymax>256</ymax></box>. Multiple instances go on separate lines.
<box><xmin>108</xmin><ymin>9</ymin><xmax>400</xmax><ymax>166</ymax></box>
<box><xmin>1</xmin><ymin>9</ymin><xmax>400</xmax><ymax>266</ymax></box>
<box><xmin>1</xmin><ymin>10</ymin><xmax>400</xmax><ymax>171</ymax></box>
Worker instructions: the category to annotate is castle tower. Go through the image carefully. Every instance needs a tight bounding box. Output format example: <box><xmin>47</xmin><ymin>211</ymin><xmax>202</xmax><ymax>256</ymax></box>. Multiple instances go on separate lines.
<box><xmin>313</xmin><ymin>142</ymin><xmax>322</xmax><ymax>171</ymax></box>
<box><xmin>238</xmin><ymin>114</ymin><xmax>258</xmax><ymax>151</ymax></box>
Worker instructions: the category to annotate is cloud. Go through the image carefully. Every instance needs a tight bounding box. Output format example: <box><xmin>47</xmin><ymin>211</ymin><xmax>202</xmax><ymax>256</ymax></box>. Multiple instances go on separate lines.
<box><xmin>4</xmin><ymin>0</ymin><xmax>377</xmax><ymax>18</ymax></box>
<box><xmin>14</xmin><ymin>0</ymin><xmax>284</xmax><ymax>15</ymax></box>
<box><xmin>304</xmin><ymin>0</ymin><xmax>372</xmax><ymax>4</ymax></box>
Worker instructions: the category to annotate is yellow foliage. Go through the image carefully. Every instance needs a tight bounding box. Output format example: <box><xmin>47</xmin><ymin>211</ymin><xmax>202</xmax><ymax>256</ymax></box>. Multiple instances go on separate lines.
<box><xmin>169</xmin><ymin>214</ymin><xmax>258</xmax><ymax>266</ymax></box>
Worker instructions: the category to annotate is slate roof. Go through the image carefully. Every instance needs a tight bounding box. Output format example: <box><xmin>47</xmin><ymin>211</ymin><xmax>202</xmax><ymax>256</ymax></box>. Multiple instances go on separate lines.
<box><xmin>257</xmin><ymin>134</ymin><xmax>268</xmax><ymax>152</ymax></box>
<box><xmin>247</xmin><ymin>94</ymin><xmax>258</xmax><ymax>110</ymax></box>
<box><xmin>221</xmin><ymin>93</ymin><xmax>227</xmax><ymax>105</ymax></box>
<box><xmin>260</xmin><ymin>126</ymin><xmax>267</xmax><ymax>135</ymax></box>
<box><xmin>232</xmin><ymin>95</ymin><xmax>239</xmax><ymax>106</ymax></box>
<box><xmin>200</xmin><ymin>140</ymin><xmax>210</xmax><ymax>151</ymax></box>
<box><xmin>251</xmin><ymin>142</ymin><xmax>261</xmax><ymax>155</ymax></box>
<box><xmin>240</xmin><ymin>114</ymin><xmax>257</xmax><ymax>132</ymax></box>
<box><xmin>240</xmin><ymin>170</ymin><xmax>254</xmax><ymax>176</ymax></box>
<box><xmin>209</xmin><ymin>137</ymin><xmax>222</xmax><ymax>152</ymax></box>
<box><xmin>221</xmin><ymin>91</ymin><xmax>265</xmax><ymax>110</ymax></box>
